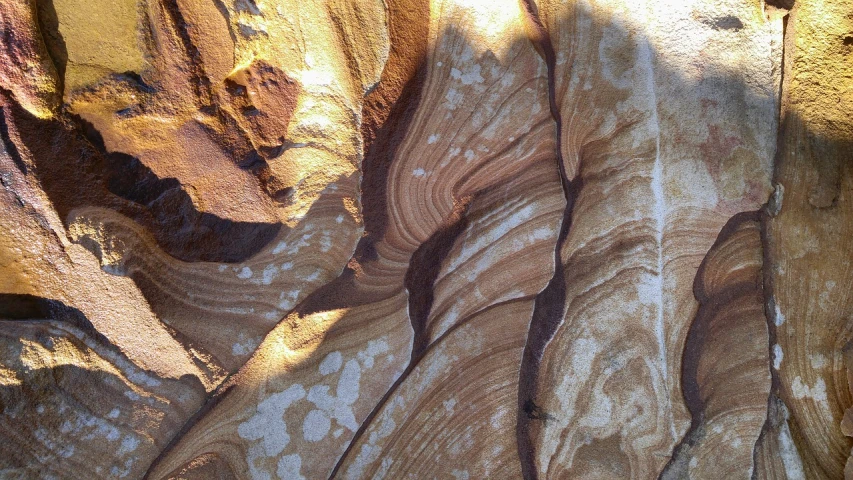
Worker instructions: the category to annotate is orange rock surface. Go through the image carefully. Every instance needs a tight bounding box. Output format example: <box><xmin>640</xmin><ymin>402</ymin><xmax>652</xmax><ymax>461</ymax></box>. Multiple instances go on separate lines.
<box><xmin>0</xmin><ymin>0</ymin><xmax>851</xmax><ymax>478</ymax></box>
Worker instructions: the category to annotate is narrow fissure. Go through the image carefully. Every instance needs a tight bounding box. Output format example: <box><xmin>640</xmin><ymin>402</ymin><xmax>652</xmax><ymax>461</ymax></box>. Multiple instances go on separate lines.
<box><xmin>751</xmin><ymin>10</ymin><xmax>793</xmax><ymax>479</ymax></box>
<box><xmin>659</xmin><ymin>210</ymin><xmax>762</xmax><ymax>479</ymax></box>
<box><xmin>0</xmin><ymin>101</ymin><xmax>27</xmax><ymax>175</ymax></box>
<box><xmin>516</xmin><ymin>3</ymin><xmax>577</xmax><ymax>479</ymax></box>
<box><xmin>405</xmin><ymin>197</ymin><xmax>473</xmax><ymax>359</ymax></box>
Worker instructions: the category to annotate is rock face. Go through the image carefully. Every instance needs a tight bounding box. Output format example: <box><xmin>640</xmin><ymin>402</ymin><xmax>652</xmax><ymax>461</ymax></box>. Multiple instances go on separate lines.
<box><xmin>0</xmin><ymin>0</ymin><xmax>850</xmax><ymax>478</ymax></box>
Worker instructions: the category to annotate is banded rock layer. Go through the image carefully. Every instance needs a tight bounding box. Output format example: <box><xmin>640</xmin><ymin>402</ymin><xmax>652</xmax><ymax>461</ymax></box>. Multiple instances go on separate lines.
<box><xmin>1</xmin><ymin>0</ymin><xmax>852</xmax><ymax>478</ymax></box>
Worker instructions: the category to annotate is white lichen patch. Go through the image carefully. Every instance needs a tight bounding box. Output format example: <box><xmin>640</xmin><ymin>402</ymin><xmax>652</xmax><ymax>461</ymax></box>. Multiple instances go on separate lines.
<box><xmin>791</xmin><ymin>376</ymin><xmax>829</xmax><ymax>412</ymax></box>
<box><xmin>809</xmin><ymin>353</ymin><xmax>828</xmax><ymax>370</ymax></box>
<box><xmin>277</xmin><ymin>454</ymin><xmax>306</xmax><ymax>480</ymax></box>
<box><xmin>263</xmin><ymin>264</ymin><xmax>282</xmax><ymax>284</ymax></box>
<box><xmin>237</xmin><ymin>266</ymin><xmax>253</xmax><ymax>279</ymax></box>
<box><xmin>778</xmin><ymin>414</ymin><xmax>806</xmax><ymax>479</ymax></box>
<box><xmin>279</xmin><ymin>290</ymin><xmax>300</xmax><ymax>310</ymax></box>
<box><xmin>773</xmin><ymin>344</ymin><xmax>783</xmax><ymax>370</ymax></box>
<box><xmin>450</xmin><ymin>64</ymin><xmax>484</xmax><ymax>85</ymax></box>
<box><xmin>451</xmin><ymin>469</ymin><xmax>471</xmax><ymax>480</ymax></box>
<box><xmin>302</xmin><ymin>409</ymin><xmax>331</xmax><ymax>442</ymax></box>
<box><xmin>319</xmin><ymin>352</ymin><xmax>343</xmax><ymax>376</ymax></box>
<box><xmin>320</xmin><ymin>233</ymin><xmax>333</xmax><ymax>252</ymax></box>
<box><xmin>774</xmin><ymin>303</ymin><xmax>786</xmax><ymax>326</ymax></box>
<box><xmin>238</xmin><ymin>384</ymin><xmax>306</xmax><ymax>456</ymax></box>
<box><xmin>301</xmin><ymin>338</ymin><xmax>391</xmax><ymax>445</ymax></box>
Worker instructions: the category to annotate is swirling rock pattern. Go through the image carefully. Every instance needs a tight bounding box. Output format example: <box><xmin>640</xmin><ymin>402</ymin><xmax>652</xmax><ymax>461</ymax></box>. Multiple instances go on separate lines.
<box><xmin>0</xmin><ymin>0</ymin><xmax>851</xmax><ymax>478</ymax></box>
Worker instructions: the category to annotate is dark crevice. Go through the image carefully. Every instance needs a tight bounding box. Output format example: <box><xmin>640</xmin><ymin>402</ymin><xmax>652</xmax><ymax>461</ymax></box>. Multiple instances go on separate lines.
<box><xmin>327</xmin><ymin>295</ymin><xmax>536</xmax><ymax>479</ymax></box>
<box><xmin>119</xmin><ymin>71</ymin><xmax>156</xmax><ymax>94</ymax></box>
<box><xmin>710</xmin><ymin>15</ymin><xmax>744</xmax><ymax>31</ymax></box>
<box><xmin>0</xmin><ymin>294</ymin><xmax>116</xmax><ymax>353</ymax></box>
<box><xmin>405</xmin><ymin>196</ymin><xmax>473</xmax><ymax>359</ymax></box>
<box><xmin>0</xmin><ymin>104</ymin><xmax>27</xmax><ymax>174</ymax></box>
<box><xmin>751</xmin><ymin>12</ymin><xmax>790</xmax><ymax>479</ymax></box>
<box><xmin>34</xmin><ymin>0</ymin><xmax>67</xmax><ymax>92</ymax></box>
<box><xmin>516</xmin><ymin>2</ymin><xmax>577</xmax><ymax>479</ymax></box>
<box><xmin>660</xmin><ymin>210</ymin><xmax>762</xmax><ymax>478</ymax></box>
<box><xmin>765</xmin><ymin>0</ymin><xmax>795</xmax><ymax>10</ymax></box>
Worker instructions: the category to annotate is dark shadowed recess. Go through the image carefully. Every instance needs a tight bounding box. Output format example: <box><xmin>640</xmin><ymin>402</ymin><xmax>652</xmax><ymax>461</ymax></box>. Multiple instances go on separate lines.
<box><xmin>1</xmin><ymin>95</ymin><xmax>279</xmax><ymax>263</ymax></box>
<box><xmin>34</xmin><ymin>0</ymin><xmax>67</xmax><ymax>92</ymax></box>
<box><xmin>659</xmin><ymin>211</ymin><xmax>763</xmax><ymax>478</ymax></box>
<box><xmin>0</xmin><ymin>293</ymin><xmax>88</xmax><ymax>323</ymax></box>
<box><xmin>405</xmin><ymin>196</ymin><xmax>473</xmax><ymax>359</ymax></box>
<box><xmin>515</xmin><ymin>1</ymin><xmax>577</xmax><ymax>477</ymax></box>
<box><xmin>266</xmin><ymin>0</ymin><xmax>432</xmax><ymax>314</ymax></box>
<box><xmin>0</xmin><ymin>294</ymin><xmax>118</xmax><ymax>354</ymax></box>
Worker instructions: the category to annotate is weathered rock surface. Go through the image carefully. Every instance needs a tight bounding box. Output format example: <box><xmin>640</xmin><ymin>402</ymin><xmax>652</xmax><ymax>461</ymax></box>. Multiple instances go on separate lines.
<box><xmin>0</xmin><ymin>0</ymin><xmax>851</xmax><ymax>478</ymax></box>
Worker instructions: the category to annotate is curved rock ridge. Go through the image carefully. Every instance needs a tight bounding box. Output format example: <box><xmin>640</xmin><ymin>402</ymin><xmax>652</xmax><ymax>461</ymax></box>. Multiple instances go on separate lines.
<box><xmin>661</xmin><ymin>212</ymin><xmax>771</xmax><ymax>479</ymax></box>
<box><xmin>1</xmin><ymin>0</ymin><xmax>852</xmax><ymax>478</ymax></box>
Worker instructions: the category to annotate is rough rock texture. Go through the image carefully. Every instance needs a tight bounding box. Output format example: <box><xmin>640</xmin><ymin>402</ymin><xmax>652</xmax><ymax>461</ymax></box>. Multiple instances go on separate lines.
<box><xmin>0</xmin><ymin>0</ymin><xmax>851</xmax><ymax>478</ymax></box>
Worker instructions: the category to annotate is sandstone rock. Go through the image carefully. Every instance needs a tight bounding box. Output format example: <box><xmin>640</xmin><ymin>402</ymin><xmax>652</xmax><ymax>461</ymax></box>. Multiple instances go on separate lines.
<box><xmin>1</xmin><ymin>0</ymin><xmax>851</xmax><ymax>478</ymax></box>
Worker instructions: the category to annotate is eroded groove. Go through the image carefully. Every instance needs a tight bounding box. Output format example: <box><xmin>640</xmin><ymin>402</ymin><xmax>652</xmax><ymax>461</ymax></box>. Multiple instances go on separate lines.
<box><xmin>328</xmin><ymin>295</ymin><xmax>536</xmax><ymax>480</ymax></box>
<box><xmin>405</xmin><ymin>196</ymin><xmax>473</xmax><ymax>359</ymax></box>
<box><xmin>751</xmin><ymin>12</ymin><xmax>799</xmax><ymax>478</ymax></box>
<box><xmin>0</xmin><ymin>101</ymin><xmax>27</xmax><ymax>175</ymax></box>
<box><xmin>516</xmin><ymin>2</ymin><xmax>577</xmax><ymax>479</ymax></box>
<box><xmin>660</xmin><ymin>210</ymin><xmax>769</xmax><ymax>478</ymax></box>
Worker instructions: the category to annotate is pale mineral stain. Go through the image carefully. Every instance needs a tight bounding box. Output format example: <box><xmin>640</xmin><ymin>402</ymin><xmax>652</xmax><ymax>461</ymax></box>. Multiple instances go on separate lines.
<box><xmin>277</xmin><ymin>454</ymin><xmax>306</xmax><ymax>480</ymax></box>
<box><xmin>319</xmin><ymin>351</ymin><xmax>343</xmax><ymax>376</ymax></box>
<box><xmin>302</xmin><ymin>409</ymin><xmax>331</xmax><ymax>442</ymax></box>
<box><xmin>778</xmin><ymin>415</ymin><xmax>806</xmax><ymax>479</ymax></box>
<box><xmin>237</xmin><ymin>384</ymin><xmax>306</xmax><ymax>456</ymax></box>
<box><xmin>450</xmin><ymin>65</ymin><xmax>484</xmax><ymax>85</ymax></box>
<box><xmin>773</xmin><ymin>344</ymin><xmax>784</xmax><ymax>370</ymax></box>
<box><xmin>774</xmin><ymin>303</ymin><xmax>786</xmax><ymax>326</ymax></box>
<box><xmin>237</xmin><ymin>267</ymin><xmax>253</xmax><ymax>279</ymax></box>
<box><xmin>791</xmin><ymin>376</ymin><xmax>829</xmax><ymax>412</ymax></box>
<box><xmin>262</xmin><ymin>264</ymin><xmax>280</xmax><ymax>285</ymax></box>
